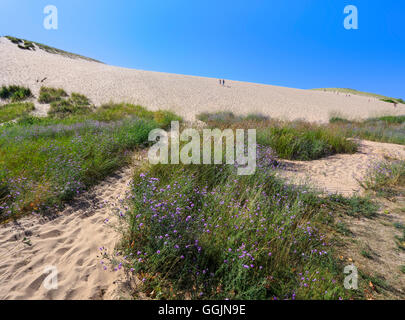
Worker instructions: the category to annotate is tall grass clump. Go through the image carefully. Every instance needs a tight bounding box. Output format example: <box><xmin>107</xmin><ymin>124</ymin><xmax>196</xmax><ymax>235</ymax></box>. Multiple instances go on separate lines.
<box><xmin>93</xmin><ymin>103</ymin><xmax>182</xmax><ymax>129</ymax></box>
<box><xmin>197</xmin><ymin>112</ymin><xmax>269</xmax><ymax>126</ymax></box>
<box><xmin>360</xmin><ymin>160</ymin><xmax>405</xmax><ymax>197</ymax></box>
<box><xmin>257</xmin><ymin>125</ymin><xmax>357</xmax><ymax>161</ymax></box>
<box><xmin>112</xmin><ymin>160</ymin><xmax>377</xmax><ymax>300</ymax></box>
<box><xmin>38</xmin><ymin>86</ymin><xmax>68</xmax><ymax>103</ymax></box>
<box><xmin>48</xmin><ymin>92</ymin><xmax>93</xmax><ymax>118</ymax></box>
<box><xmin>0</xmin><ymin>102</ymin><xmax>35</xmax><ymax>123</ymax></box>
<box><xmin>0</xmin><ymin>99</ymin><xmax>181</xmax><ymax>222</ymax></box>
<box><xmin>197</xmin><ymin>112</ymin><xmax>357</xmax><ymax>161</ymax></box>
<box><xmin>0</xmin><ymin>85</ymin><xmax>32</xmax><ymax>102</ymax></box>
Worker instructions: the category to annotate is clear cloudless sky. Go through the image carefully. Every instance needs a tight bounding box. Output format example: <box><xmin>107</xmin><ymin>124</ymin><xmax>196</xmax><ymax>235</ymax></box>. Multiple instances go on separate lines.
<box><xmin>1</xmin><ymin>0</ymin><xmax>404</xmax><ymax>98</ymax></box>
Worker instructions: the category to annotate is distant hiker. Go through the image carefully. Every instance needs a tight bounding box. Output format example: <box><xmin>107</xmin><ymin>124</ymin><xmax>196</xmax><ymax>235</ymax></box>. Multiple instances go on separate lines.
<box><xmin>219</xmin><ymin>79</ymin><xmax>222</xmax><ymax>85</ymax></box>
<box><xmin>223</xmin><ymin>79</ymin><xmax>225</xmax><ymax>86</ymax></box>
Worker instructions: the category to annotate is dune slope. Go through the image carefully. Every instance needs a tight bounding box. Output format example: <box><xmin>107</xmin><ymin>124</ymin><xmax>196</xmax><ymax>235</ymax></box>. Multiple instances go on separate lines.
<box><xmin>1</xmin><ymin>37</ymin><xmax>403</xmax><ymax>122</ymax></box>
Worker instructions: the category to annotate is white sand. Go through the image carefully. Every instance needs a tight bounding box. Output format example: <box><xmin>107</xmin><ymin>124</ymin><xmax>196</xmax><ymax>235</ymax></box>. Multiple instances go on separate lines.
<box><xmin>1</xmin><ymin>37</ymin><xmax>403</xmax><ymax>122</ymax></box>
<box><xmin>277</xmin><ymin>140</ymin><xmax>405</xmax><ymax>196</ymax></box>
<box><xmin>0</xmin><ymin>152</ymin><xmax>148</xmax><ymax>300</ymax></box>
<box><xmin>1</xmin><ymin>36</ymin><xmax>405</xmax><ymax>300</ymax></box>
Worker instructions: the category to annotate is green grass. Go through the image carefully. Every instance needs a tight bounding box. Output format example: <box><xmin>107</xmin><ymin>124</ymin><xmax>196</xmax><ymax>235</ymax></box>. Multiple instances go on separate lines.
<box><xmin>5</xmin><ymin>36</ymin><xmax>102</xmax><ymax>63</ymax></box>
<box><xmin>0</xmin><ymin>102</ymin><xmax>35</xmax><ymax>123</ymax></box>
<box><xmin>197</xmin><ymin>112</ymin><xmax>357</xmax><ymax>161</ymax></box>
<box><xmin>360</xmin><ymin>160</ymin><xmax>405</xmax><ymax>197</ymax></box>
<box><xmin>329</xmin><ymin>115</ymin><xmax>405</xmax><ymax>146</ymax></box>
<box><xmin>110</xmin><ymin>160</ymin><xmax>378</xmax><ymax>300</ymax></box>
<box><xmin>197</xmin><ymin>111</ymin><xmax>268</xmax><ymax>125</ymax></box>
<box><xmin>360</xmin><ymin>250</ymin><xmax>373</xmax><ymax>260</ymax></box>
<box><xmin>0</xmin><ymin>85</ymin><xmax>32</xmax><ymax>102</ymax></box>
<box><xmin>257</xmin><ymin>125</ymin><xmax>357</xmax><ymax>161</ymax></box>
<box><xmin>313</xmin><ymin>88</ymin><xmax>404</xmax><ymax>105</ymax></box>
<box><xmin>93</xmin><ymin>102</ymin><xmax>182</xmax><ymax>128</ymax></box>
<box><xmin>48</xmin><ymin>92</ymin><xmax>93</xmax><ymax>118</ymax></box>
<box><xmin>0</xmin><ymin>101</ymin><xmax>180</xmax><ymax>222</ymax></box>
<box><xmin>400</xmin><ymin>266</ymin><xmax>405</xmax><ymax>274</ymax></box>
<box><xmin>38</xmin><ymin>86</ymin><xmax>68</xmax><ymax>103</ymax></box>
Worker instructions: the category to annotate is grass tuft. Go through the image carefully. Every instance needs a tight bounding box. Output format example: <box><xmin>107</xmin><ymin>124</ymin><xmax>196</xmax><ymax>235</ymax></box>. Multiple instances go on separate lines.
<box><xmin>38</xmin><ymin>86</ymin><xmax>68</xmax><ymax>104</ymax></box>
<box><xmin>0</xmin><ymin>102</ymin><xmax>35</xmax><ymax>123</ymax></box>
<box><xmin>0</xmin><ymin>85</ymin><xmax>32</xmax><ymax>102</ymax></box>
<box><xmin>360</xmin><ymin>160</ymin><xmax>405</xmax><ymax>197</ymax></box>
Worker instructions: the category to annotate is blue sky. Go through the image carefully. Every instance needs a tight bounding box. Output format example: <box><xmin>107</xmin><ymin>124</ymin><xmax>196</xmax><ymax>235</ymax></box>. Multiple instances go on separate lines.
<box><xmin>1</xmin><ymin>0</ymin><xmax>404</xmax><ymax>98</ymax></box>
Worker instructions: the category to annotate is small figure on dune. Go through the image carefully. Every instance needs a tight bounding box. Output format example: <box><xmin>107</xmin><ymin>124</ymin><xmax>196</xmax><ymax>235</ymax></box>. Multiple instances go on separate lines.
<box><xmin>223</xmin><ymin>79</ymin><xmax>225</xmax><ymax>86</ymax></box>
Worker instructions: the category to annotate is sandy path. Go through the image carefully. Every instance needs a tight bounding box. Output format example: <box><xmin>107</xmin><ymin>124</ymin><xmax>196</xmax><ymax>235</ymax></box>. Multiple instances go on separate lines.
<box><xmin>340</xmin><ymin>197</ymin><xmax>405</xmax><ymax>299</ymax></box>
<box><xmin>0</xmin><ymin>153</ymin><xmax>145</xmax><ymax>300</ymax></box>
<box><xmin>277</xmin><ymin>140</ymin><xmax>405</xmax><ymax>196</ymax></box>
<box><xmin>1</xmin><ymin>37</ymin><xmax>403</xmax><ymax>122</ymax></box>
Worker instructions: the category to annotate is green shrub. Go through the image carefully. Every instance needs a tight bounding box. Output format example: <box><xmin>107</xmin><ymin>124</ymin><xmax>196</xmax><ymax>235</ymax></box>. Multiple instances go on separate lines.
<box><xmin>115</xmin><ymin>162</ymin><xmax>373</xmax><ymax>300</ymax></box>
<box><xmin>366</xmin><ymin>115</ymin><xmax>405</xmax><ymax>125</ymax></box>
<box><xmin>0</xmin><ymin>117</ymin><xmax>158</xmax><ymax>222</ymax></box>
<box><xmin>360</xmin><ymin>160</ymin><xmax>405</xmax><ymax>197</ymax></box>
<box><xmin>92</xmin><ymin>103</ymin><xmax>155</xmax><ymax>122</ymax></box>
<box><xmin>381</xmin><ymin>99</ymin><xmax>397</xmax><ymax>104</ymax></box>
<box><xmin>0</xmin><ymin>85</ymin><xmax>32</xmax><ymax>102</ymax></box>
<box><xmin>0</xmin><ymin>102</ymin><xmax>35</xmax><ymax>123</ymax></box>
<box><xmin>38</xmin><ymin>86</ymin><xmax>68</xmax><ymax>103</ymax></box>
<box><xmin>257</xmin><ymin>126</ymin><xmax>357</xmax><ymax>161</ymax></box>
<box><xmin>197</xmin><ymin>111</ymin><xmax>240</xmax><ymax>124</ymax></box>
<box><xmin>48</xmin><ymin>98</ymin><xmax>92</xmax><ymax>118</ymax></box>
<box><xmin>92</xmin><ymin>103</ymin><xmax>182</xmax><ymax>128</ymax></box>
<box><xmin>153</xmin><ymin>110</ymin><xmax>183</xmax><ymax>128</ymax></box>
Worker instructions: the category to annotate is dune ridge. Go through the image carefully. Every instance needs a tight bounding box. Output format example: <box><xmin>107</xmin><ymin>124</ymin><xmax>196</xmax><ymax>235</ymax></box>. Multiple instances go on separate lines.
<box><xmin>1</xmin><ymin>36</ymin><xmax>403</xmax><ymax>122</ymax></box>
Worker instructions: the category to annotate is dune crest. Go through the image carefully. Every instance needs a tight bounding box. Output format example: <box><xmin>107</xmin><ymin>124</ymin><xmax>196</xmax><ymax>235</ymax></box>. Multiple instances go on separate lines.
<box><xmin>1</xmin><ymin>37</ymin><xmax>402</xmax><ymax>122</ymax></box>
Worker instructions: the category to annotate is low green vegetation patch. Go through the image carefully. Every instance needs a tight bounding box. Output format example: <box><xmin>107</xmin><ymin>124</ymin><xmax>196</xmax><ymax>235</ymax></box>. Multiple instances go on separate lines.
<box><xmin>93</xmin><ymin>102</ymin><xmax>182</xmax><ymax>128</ymax></box>
<box><xmin>48</xmin><ymin>92</ymin><xmax>93</xmax><ymax>118</ymax></box>
<box><xmin>329</xmin><ymin>115</ymin><xmax>405</xmax><ymax>146</ymax></box>
<box><xmin>257</xmin><ymin>125</ymin><xmax>357</xmax><ymax>161</ymax></box>
<box><xmin>0</xmin><ymin>85</ymin><xmax>32</xmax><ymax>102</ymax></box>
<box><xmin>112</xmin><ymin>161</ymin><xmax>377</xmax><ymax>300</ymax></box>
<box><xmin>5</xmin><ymin>36</ymin><xmax>102</xmax><ymax>63</ymax></box>
<box><xmin>5</xmin><ymin>36</ymin><xmax>35</xmax><ymax>50</ymax></box>
<box><xmin>38</xmin><ymin>86</ymin><xmax>68</xmax><ymax>103</ymax></box>
<box><xmin>313</xmin><ymin>88</ymin><xmax>404</xmax><ymax>105</ymax></box>
<box><xmin>0</xmin><ymin>101</ymin><xmax>180</xmax><ymax>222</ymax></box>
<box><xmin>197</xmin><ymin>111</ymin><xmax>269</xmax><ymax>125</ymax></box>
<box><xmin>197</xmin><ymin>112</ymin><xmax>357</xmax><ymax>161</ymax></box>
<box><xmin>360</xmin><ymin>160</ymin><xmax>405</xmax><ymax>197</ymax></box>
<box><xmin>0</xmin><ymin>102</ymin><xmax>35</xmax><ymax>123</ymax></box>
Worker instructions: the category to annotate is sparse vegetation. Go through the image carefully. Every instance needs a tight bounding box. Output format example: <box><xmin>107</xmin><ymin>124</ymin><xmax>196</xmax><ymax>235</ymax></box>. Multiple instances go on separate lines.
<box><xmin>313</xmin><ymin>88</ymin><xmax>404</xmax><ymax>105</ymax></box>
<box><xmin>93</xmin><ymin>103</ymin><xmax>182</xmax><ymax>128</ymax></box>
<box><xmin>38</xmin><ymin>86</ymin><xmax>68</xmax><ymax>103</ymax></box>
<box><xmin>111</xmin><ymin>154</ymin><xmax>379</xmax><ymax>300</ymax></box>
<box><xmin>361</xmin><ymin>250</ymin><xmax>374</xmax><ymax>260</ymax></box>
<box><xmin>360</xmin><ymin>160</ymin><xmax>405</xmax><ymax>197</ymax></box>
<box><xmin>48</xmin><ymin>93</ymin><xmax>93</xmax><ymax>118</ymax></box>
<box><xmin>5</xmin><ymin>35</ymin><xmax>102</xmax><ymax>63</ymax></box>
<box><xmin>0</xmin><ymin>102</ymin><xmax>35</xmax><ymax>123</ymax></box>
<box><xmin>197</xmin><ymin>111</ymin><xmax>357</xmax><ymax>161</ymax></box>
<box><xmin>0</xmin><ymin>85</ymin><xmax>32</xmax><ymax>102</ymax></box>
<box><xmin>257</xmin><ymin>125</ymin><xmax>357</xmax><ymax>161</ymax></box>
<box><xmin>0</xmin><ymin>99</ymin><xmax>180</xmax><ymax>222</ymax></box>
<box><xmin>329</xmin><ymin>115</ymin><xmax>405</xmax><ymax>146</ymax></box>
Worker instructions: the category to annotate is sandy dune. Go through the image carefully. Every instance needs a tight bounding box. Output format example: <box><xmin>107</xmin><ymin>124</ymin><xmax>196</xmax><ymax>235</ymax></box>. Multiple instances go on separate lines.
<box><xmin>1</xmin><ymin>36</ymin><xmax>405</xmax><ymax>300</ymax></box>
<box><xmin>278</xmin><ymin>140</ymin><xmax>405</xmax><ymax>196</ymax></box>
<box><xmin>0</xmin><ymin>152</ymin><xmax>147</xmax><ymax>300</ymax></box>
<box><xmin>1</xmin><ymin>37</ymin><xmax>403</xmax><ymax>122</ymax></box>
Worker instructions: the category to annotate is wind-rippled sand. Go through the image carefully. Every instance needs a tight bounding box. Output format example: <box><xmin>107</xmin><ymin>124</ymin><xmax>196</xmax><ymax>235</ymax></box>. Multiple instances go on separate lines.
<box><xmin>1</xmin><ymin>36</ymin><xmax>405</xmax><ymax>300</ymax></box>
